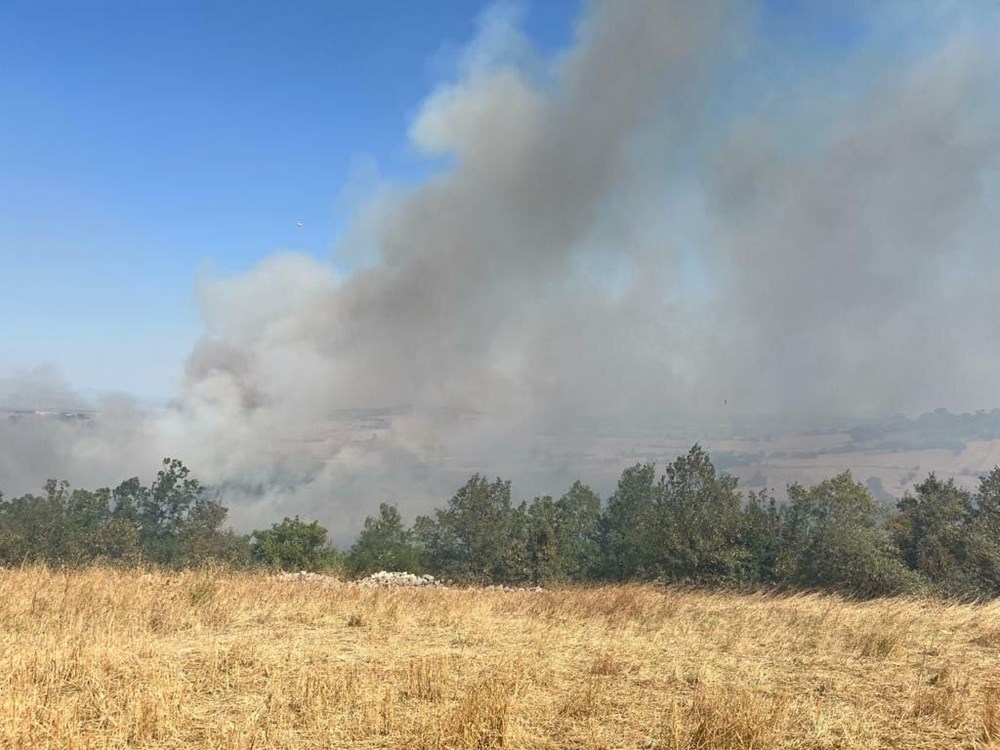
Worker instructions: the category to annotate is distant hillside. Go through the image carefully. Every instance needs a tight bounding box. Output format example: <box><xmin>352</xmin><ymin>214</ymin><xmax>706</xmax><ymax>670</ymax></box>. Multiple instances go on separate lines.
<box><xmin>844</xmin><ymin>408</ymin><xmax>1000</xmax><ymax>453</ymax></box>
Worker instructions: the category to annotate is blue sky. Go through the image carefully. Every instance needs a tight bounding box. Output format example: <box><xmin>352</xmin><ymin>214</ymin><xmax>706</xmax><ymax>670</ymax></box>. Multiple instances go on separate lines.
<box><xmin>0</xmin><ymin>0</ymin><xmax>580</xmax><ymax>400</ymax></box>
<box><xmin>0</xmin><ymin>0</ymin><xmax>869</xmax><ymax>402</ymax></box>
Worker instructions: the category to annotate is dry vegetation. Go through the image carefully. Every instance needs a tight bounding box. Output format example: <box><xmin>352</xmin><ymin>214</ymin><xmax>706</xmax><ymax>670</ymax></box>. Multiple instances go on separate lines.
<box><xmin>1</xmin><ymin>569</ymin><xmax>999</xmax><ymax>749</ymax></box>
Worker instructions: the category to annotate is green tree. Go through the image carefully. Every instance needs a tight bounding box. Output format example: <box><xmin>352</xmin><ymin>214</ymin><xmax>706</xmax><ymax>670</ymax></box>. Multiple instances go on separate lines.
<box><xmin>970</xmin><ymin>469</ymin><xmax>1000</xmax><ymax>593</ymax></box>
<box><xmin>599</xmin><ymin>463</ymin><xmax>656</xmax><ymax>580</ymax></box>
<box><xmin>138</xmin><ymin>458</ymin><xmax>202</xmax><ymax>563</ymax></box>
<box><xmin>526</xmin><ymin>495</ymin><xmax>561</xmax><ymax>583</ymax></box>
<box><xmin>647</xmin><ymin>445</ymin><xmax>745</xmax><ymax>584</ymax></box>
<box><xmin>0</xmin><ymin>483</ymin><xmax>139</xmax><ymax>566</ymax></box>
<box><xmin>111</xmin><ymin>477</ymin><xmax>145</xmax><ymax>526</ymax></box>
<box><xmin>894</xmin><ymin>473</ymin><xmax>997</xmax><ymax>595</ymax></box>
<box><xmin>893</xmin><ymin>474</ymin><xmax>970</xmax><ymax>581</ymax></box>
<box><xmin>0</xmin><ymin>492</ymin><xmax>41</xmax><ymax>564</ymax></box>
<box><xmin>977</xmin><ymin>467</ymin><xmax>1000</xmax><ymax>537</ymax></box>
<box><xmin>39</xmin><ymin>480</ymin><xmax>75</xmax><ymax>563</ymax></box>
<box><xmin>105</xmin><ymin>459</ymin><xmax>234</xmax><ymax>566</ymax></box>
<box><xmin>64</xmin><ymin>487</ymin><xmax>112</xmax><ymax>563</ymax></box>
<box><xmin>414</xmin><ymin>475</ymin><xmax>527</xmax><ymax>583</ymax></box>
<box><xmin>251</xmin><ymin>516</ymin><xmax>333</xmax><ymax>571</ymax></box>
<box><xmin>554</xmin><ymin>481</ymin><xmax>602</xmax><ymax>580</ymax></box>
<box><xmin>782</xmin><ymin>472</ymin><xmax>917</xmax><ymax>597</ymax></box>
<box><xmin>412</xmin><ymin>512</ymin><xmax>454</xmax><ymax>576</ymax></box>
<box><xmin>107</xmin><ymin>477</ymin><xmax>146</xmax><ymax>563</ymax></box>
<box><xmin>348</xmin><ymin>503</ymin><xmax>421</xmax><ymax>575</ymax></box>
<box><xmin>0</xmin><ymin>481</ymin><xmax>75</xmax><ymax>564</ymax></box>
<box><xmin>0</xmin><ymin>460</ymin><xmax>241</xmax><ymax>569</ymax></box>
<box><xmin>176</xmin><ymin>493</ymin><xmax>249</xmax><ymax>567</ymax></box>
<box><xmin>739</xmin><ymin>489</ymin><xmax>783</xmax><ymax>585</ymax></box>
<box><xmin>526</xmin><ymin>481</ymin><xmax>602</xmax><ymax>583</ymax></box>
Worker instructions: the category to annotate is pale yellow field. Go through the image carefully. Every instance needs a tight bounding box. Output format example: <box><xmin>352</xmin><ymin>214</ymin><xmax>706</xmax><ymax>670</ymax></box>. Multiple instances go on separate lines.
<box><xmin>1</xmin><ymin>569</ymin><xmax>999</xmax><ymax>749</ymax></box>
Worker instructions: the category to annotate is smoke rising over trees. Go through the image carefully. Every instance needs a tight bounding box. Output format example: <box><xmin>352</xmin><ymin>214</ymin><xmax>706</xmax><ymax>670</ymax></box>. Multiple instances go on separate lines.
<box><xmin>3</xmin><ymin>1</ymin><xmax>1000</xmax><ymax>531</ymax></box>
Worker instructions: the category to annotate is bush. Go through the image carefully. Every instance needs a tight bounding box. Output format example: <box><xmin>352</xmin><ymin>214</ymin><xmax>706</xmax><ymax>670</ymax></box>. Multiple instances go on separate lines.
<box><xmin>250</xmin><ymin>516</ymin><xmax>338</xmax><ymax>572</ymax></box>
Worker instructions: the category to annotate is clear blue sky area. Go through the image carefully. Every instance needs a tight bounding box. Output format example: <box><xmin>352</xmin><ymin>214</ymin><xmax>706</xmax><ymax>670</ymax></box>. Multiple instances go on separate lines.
<box><xmin>0</xmin><ymin>0</ymin><xmax>861</xmax><ymax>400</ymax></box>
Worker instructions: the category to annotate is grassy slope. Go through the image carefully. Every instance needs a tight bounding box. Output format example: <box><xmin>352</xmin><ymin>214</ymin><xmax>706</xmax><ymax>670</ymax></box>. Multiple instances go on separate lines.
<box><xmin>1</xmin><ymin>569</ymin><xmax>998</xmax><ymax>749</ymax></box>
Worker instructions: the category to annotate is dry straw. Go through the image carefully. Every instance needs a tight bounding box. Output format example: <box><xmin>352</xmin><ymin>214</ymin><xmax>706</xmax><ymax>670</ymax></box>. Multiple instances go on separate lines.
<box><xmin>0</xmin><ymin>567</ymin><xmax>998</xmax><ymax>748</ymax></box>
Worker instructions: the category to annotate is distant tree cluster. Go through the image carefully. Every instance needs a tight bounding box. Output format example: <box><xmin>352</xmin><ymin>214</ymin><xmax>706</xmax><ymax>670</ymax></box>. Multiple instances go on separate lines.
<box><xmin>0</xmin><ymin>459</ymin><xmax>248</xmax><ymax>567</ymax></box>
<box><xmin>342</xmin><ymin>444</ymin><xmax>1000</xmax><ymax>598</ymax></box>
<box><xmin>2</xmin><ymin>447</ymin><xmax>1000</xmax><ymax>598</ymax></box>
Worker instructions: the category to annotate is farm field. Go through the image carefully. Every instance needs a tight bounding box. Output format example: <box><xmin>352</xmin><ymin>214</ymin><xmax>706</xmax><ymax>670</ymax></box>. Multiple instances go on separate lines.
<box><xmin>1</xmin><ymin>569</ymin><xmax>999</xmax><ymax>749</ymax></box>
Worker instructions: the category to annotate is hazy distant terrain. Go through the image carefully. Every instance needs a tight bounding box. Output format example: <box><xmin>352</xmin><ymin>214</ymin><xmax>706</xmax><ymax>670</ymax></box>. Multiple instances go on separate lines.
<box><xmin>8</xmin><ymin>404</ymin><xmax>999</xmax><ymax>520</ymax></box>
<box><xmin>258</xmin><ymin>405</ymin><xmax>1000</xmax><ymax>504</ymax></box>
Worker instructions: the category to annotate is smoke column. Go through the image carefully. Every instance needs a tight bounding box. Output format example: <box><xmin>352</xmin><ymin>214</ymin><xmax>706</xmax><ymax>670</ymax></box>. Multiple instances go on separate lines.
<box><xmin>3</xmin><ymin>1</ymin><xmax>999</xmax><ymax>534</ymax></box>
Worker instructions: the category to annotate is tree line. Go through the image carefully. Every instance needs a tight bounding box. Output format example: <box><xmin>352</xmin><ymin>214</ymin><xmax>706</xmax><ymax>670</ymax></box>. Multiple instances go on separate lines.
<box><xmin>1</xmin><ymin>447</ymin><xmax>998</xmax><ymax>598</ymax></box>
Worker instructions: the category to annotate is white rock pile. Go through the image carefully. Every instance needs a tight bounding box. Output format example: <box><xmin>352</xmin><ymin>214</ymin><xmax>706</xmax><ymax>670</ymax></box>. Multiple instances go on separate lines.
<box><xmin>356</xmin><ymin>571</ymin><xmax>441</xmax><ymax>588</ymax></box>
<box><xmin>275</xmin><ymin>570</ymin><xmax>543</xmax><ymax>591</ymax></box>
<box><xmin>276</xmin><ymin>570</ymin><xmax>442</xmax><ymax>588</ymax></box>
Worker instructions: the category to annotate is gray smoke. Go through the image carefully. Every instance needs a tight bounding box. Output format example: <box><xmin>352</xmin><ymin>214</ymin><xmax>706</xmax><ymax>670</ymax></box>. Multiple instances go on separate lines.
<box><xmin>0</xmin><ymin>367</ymin><xmax>150</xmax><ymax>496</ymax></box>
<box><xmin>3</xmin><ymin>1</ymin><xmax>999</xmax><ymax>535</ymax></box>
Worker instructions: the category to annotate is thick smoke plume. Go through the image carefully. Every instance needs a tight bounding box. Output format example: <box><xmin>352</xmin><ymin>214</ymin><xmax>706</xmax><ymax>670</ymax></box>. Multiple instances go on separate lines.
<box><xmin>3</xmin><ymin>1</ymin><xmax>999</xmax><ymax>534</ymax></box>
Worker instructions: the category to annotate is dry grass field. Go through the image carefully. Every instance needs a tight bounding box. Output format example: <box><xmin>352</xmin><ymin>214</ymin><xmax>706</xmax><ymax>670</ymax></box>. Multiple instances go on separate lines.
<box><xmin>1</xmin><ymin>569</ymin><xmax>998</xmax><ymax>749</ymax></box>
